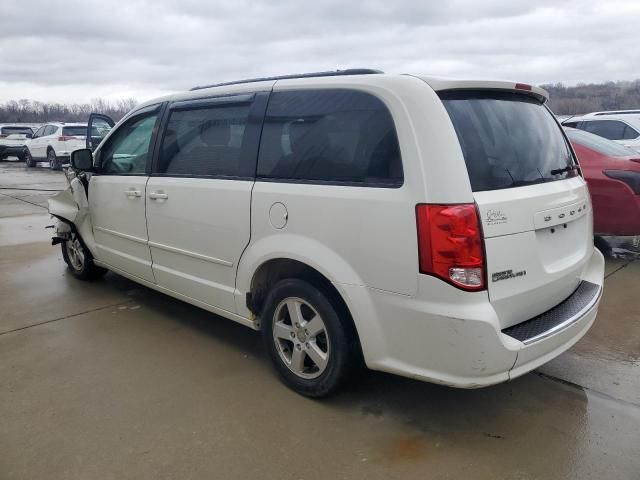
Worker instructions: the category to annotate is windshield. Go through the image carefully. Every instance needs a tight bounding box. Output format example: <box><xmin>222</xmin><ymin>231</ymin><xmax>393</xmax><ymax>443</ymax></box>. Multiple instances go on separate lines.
<box><xmin>565</xmin><ymin>128</ymin><xmax>636</xmax><ymax>157</ymax></box>
<box><xmin>62</xmin><ymin>126</ymin><xmax>87</xmax><ymax>137</ymax></box>
<box><xmin>441</xmin><ymin>91</ymin><xmax>576</xmax><ymax>192</ymax></box>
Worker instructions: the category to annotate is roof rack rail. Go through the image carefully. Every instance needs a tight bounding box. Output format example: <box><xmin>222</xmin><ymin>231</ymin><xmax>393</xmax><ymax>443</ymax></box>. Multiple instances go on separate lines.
<box><xmin>593</xmin><ymin>110</ymin><xmax>640</xmax><ymax>116</ymax></box>
<box><xmin>190</xmin><ymin>68</ymin><xmax>384</xmax><ymax>91</ymax></box>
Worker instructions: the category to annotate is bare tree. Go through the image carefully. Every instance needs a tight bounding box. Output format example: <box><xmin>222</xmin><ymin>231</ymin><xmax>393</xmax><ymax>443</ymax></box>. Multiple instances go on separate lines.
<box><xmin>0</xmin><ymin>98</ymin><xmax>138</xmax><ymax>123</ymax></box>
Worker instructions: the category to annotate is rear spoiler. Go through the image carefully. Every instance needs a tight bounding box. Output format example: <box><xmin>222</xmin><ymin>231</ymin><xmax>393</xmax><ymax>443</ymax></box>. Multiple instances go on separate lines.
<box><xmin>416</xmin><ymin>77</ymin><xmax>549</xmax><ymax>103</ymax></box>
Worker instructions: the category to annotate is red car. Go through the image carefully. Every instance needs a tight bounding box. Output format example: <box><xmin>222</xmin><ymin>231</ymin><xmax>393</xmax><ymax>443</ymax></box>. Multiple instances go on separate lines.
<box><xmin>565</xmin><ymin>128</ymin><xmax>640</xmax><ymax>242</ymax></box>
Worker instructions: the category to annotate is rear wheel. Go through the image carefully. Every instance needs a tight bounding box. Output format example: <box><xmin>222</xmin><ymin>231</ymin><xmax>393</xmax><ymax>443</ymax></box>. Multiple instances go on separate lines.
<box><xmin>24</xmin><ymin>149</ymin><xmax>36</xmax><ymax>167</ymax></box>
<box><xmin>48</xmin><ymin>148</ymin><xmax>61</xmax><ymax>170</ymax></box>
<box><xmin>262</xmin><ymin>278</ymin><xmax>355</xmax><ymax>397</ymax></box>
<box><xmin>62</xmin><ymin>231</ymin><xmax>107</xmax><ymax>280</ymax></box>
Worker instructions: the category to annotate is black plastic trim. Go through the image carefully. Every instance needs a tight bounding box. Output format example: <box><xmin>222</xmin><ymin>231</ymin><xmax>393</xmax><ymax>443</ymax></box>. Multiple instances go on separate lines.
<box><xmin>502</xmin><ymin>281</ymin><xmax>601</xmax><ymax>343</ymax></box>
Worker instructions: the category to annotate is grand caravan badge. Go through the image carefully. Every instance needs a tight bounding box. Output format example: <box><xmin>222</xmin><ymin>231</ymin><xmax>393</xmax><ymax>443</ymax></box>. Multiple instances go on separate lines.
<box><xmin>492</xmin><ymin>269</ymin><xmax>527</xmax><ymax>282</ymax></box>
<box><xmin>485</xmin><ymin>209</ymin><xmax>508</xmax><ymax>226</ymax></box>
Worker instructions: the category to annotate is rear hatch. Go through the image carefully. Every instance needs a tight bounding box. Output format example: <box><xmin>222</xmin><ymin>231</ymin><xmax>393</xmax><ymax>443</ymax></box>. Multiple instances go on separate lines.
<box><xmin>440</xmin><ymin>89</ymin><xmax>591</xmax><ymax>328</ymax></box>
<box><xmin>60</xmin><ymin>126</ymin><xmax>89</xmax><ymax>151</ymax></box>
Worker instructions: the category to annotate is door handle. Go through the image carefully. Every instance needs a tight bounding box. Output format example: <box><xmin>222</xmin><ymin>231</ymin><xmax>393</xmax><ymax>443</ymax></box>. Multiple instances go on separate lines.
<box><xmin>149</xmin><ymin>191</ymin><xmax>168</xmax><ymax>200</ymax></box>
<box><xmin>125</xmin><ymin>189</ymin><xmax>141</xmax><ymax>198</ymax></box>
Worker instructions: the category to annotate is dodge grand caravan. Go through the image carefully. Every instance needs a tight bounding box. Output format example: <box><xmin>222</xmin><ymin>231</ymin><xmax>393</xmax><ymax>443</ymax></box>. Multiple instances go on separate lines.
<box><xmin>49</xmin><ymin>69</ymin><xmax>604</xmax><ymax>397</ymax></box>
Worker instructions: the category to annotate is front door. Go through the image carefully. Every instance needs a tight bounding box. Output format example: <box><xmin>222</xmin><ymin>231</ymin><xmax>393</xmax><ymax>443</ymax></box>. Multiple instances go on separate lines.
<box><xmin>87</xmin><ymin>113</ymin><xmax>115</xmax><ymax>151</ymax></box>
<box><xmin>88</xmin><ymin>105</ymin><xmax>162</xmax><ymax>283</ymax></box>
<box><xmin>145</xmin><ymin>94</ymin><xmax>266</xmax><ymax>313</ymax></box>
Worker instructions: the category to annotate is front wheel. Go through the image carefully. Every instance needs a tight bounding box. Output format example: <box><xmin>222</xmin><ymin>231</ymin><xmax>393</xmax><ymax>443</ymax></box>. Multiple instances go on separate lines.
<box><xmin>61</xmin><ymin>231</ymin><xmax>107</xmax><ymax>280</ymax></box>
<box><xmin>262</xmin><ymin>278</ymin><xmax>355</xmax><ymax>397</ymax></box>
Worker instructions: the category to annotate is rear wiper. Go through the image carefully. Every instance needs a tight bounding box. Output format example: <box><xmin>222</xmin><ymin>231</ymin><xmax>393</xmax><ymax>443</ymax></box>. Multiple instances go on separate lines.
<box><xmin>550</xmin><ymin>164</ymin><xmax>581</xmax><ymax>176</ymax></box>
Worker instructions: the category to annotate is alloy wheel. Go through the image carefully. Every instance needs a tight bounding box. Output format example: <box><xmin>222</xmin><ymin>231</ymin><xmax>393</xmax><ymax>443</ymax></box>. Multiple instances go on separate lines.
<box><xmin>272</xmin><ymin>297</ymin><xmax>331</xmax><ymax>379</ymax></box>
<box><xmin>66</xmin><ymin>234</ymin><xmax>85</xmax><ymax>271</ymax></box>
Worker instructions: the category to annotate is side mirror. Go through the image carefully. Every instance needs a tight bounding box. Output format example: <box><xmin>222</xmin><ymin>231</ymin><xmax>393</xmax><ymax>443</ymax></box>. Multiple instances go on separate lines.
<box><xmin>25</xmin><ymin>133</ymin><xmax>33</xmax><ymax>139</ymax></box>
<box><xmin>70</xmin><ymin>148</ymin><xmax>93</xmax><ymax>171</ymax></box>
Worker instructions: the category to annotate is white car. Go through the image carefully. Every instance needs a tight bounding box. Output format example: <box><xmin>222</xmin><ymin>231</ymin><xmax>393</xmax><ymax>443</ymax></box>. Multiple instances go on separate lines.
<box><xmin>0</xmin><ymin>125</ymin><xmax>36</xmax><ymax>161</ymax></box>
<box><xmin>562</xmin><ymin>110</ymin><xmax>640</xmax><ymax>153</ymax></box>
<box><xmin>48</xmin><ymin>70</ymin><xmax>604</xmax><ymax>397</ymax></box>
<box><xmin>25</xmin><ymin>122</ymin><xmax>88</xmax><ymax>169</ymax></box>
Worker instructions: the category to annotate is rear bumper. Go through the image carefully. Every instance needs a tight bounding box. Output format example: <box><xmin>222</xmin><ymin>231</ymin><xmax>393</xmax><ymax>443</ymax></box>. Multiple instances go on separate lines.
<box><xmin>0</xmin><ymin>145</ymin><xmax>26</xmax><ymax>158</ymax></box>
<box><xmin>340</xmin><ymin>247</ymin><xmax>604</xmax><ymax>388</ymax></box>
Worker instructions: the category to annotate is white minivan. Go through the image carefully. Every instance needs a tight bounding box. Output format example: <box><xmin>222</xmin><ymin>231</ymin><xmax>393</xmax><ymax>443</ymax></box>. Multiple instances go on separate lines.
<box><xmin>49</xmin><ymin>69</ymin><xmax>604</xmax><ymax>397</ymax></box>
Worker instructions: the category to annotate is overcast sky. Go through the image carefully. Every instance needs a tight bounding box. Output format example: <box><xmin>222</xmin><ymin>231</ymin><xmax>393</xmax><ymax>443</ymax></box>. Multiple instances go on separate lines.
<box><xmin>1</xmin><ymin>0</ymin><xmax>639</xmax><ymax>104</ymax></box>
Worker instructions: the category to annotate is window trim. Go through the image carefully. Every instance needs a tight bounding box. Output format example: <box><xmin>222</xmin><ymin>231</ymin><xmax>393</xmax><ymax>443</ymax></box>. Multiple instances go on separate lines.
<box><xmin>94</xmin><ymin>103</ymin><xmax>165</xmax><ymax>177</ymax></box>
<box><xmin>150</xmin><ymin>92</ymin><xmax>269</xmax><ymax>180</ymax></box>
<box><xmin>255</xmin><ymin>88</ymin><xmax>405</xmax><ymax>189</ymax></box>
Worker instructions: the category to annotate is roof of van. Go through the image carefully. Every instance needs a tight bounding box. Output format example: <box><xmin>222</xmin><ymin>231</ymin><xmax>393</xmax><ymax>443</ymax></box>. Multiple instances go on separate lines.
<box><xmin>133</xmin><ymin>71</ymin><xmax>550</xmax><ymax>112</ymax></box>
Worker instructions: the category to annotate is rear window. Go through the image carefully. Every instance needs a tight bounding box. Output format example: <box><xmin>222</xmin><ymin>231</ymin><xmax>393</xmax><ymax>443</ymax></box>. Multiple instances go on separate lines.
<box><xmin>62</xmin><ymin>126</ymin><xmax>87</xmax><ymax>137</ymax></box>
<box><xmin>565</xmin><ymin>128</ymin><xmax>636</xmax><ymax>157</ymax></box>
<box><xmin>1</xmin><ymin>126</ymin><xmax>33</xmax><ymax>135</ymax></box>
<box><xmin>441</xmin><ymin>91</ymin><xmax>576</xmax><ymax>192</ymax></box>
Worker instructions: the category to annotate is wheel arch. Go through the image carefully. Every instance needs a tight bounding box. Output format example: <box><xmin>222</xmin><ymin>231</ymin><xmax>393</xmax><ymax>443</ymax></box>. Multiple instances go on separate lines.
<box><xmin>247</xmin><ymin>256</ymin><xmax>365</xmax><ymax>363</ymax></box>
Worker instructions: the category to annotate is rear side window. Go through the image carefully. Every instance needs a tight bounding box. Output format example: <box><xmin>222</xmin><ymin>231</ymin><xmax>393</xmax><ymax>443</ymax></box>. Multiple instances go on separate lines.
<box><xmin>581</xmin><ymin>120</ymin><xmax>632</xmax><ymax>141</ymax></box>
<box><xmin>441</xmin><ymin>91</ymin><xmax>576</xmax><ymax>192</ymax></box>
<box><xmin>158</xmin><ymin>103</ymin><xmax>252</xmax><ymax>177</ymax></box>
<box><xmin>257</xmin><ymin>89</ymin><xmax>402</xmax><ymax>187</ymax></box>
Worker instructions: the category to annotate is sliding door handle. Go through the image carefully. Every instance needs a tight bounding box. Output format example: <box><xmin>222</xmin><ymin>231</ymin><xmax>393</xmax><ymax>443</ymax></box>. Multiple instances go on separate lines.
<box><xmin>149</xmin><ymin>191</ymin><xmax>168</xmax><ymax>200</ymax></box>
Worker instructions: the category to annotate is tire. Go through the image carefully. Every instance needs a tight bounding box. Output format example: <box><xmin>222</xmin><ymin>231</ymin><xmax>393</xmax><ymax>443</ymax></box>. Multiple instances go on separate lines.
<box><xmin>24</xmin><ymin>149</ymin><xmax>36</xmax><ymax>167</ymax></box>
<box><xmin>594</xmin><ymin>236</ymin><xmax>612</xmax><ymax>257</ymax></box>
<box><xmin>261</xmin><ymin>278</ymin><xmax>355</xmax><ymax>397</ymax></box>
<box><xmin>48</xmin><ymin>148</ymin><xmax>61</xmax><ymax>170</ymax></box>
<box><xmin>61</xmin><ymin>230</ymin><xmax>107</xmax><ymax>280</ymax></box>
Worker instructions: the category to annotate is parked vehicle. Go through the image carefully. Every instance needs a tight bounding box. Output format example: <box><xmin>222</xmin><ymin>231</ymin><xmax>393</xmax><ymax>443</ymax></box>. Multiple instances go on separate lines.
<box><xmin>48</xmin><ymin>70</ymin><xmax>604</xmax><ymax>397</ymax></box>
<box><xmin>0</xmin><ymin>125</ymin><xmax>35</xmax><ymax>161</ymax></box>
<box><xmin>565</xmin><ymin>127</ymin><xmax>640</xmax><ymax>246</ymax></box>
<box><xmin>562</xmin><ymin>110</ymin><xmax>640</xmax><ymax>153</ymax></box>
<box><xmin>24</xmin><ymin>123</ymin><xmax>88</xmax><ymax>169</ymax></box>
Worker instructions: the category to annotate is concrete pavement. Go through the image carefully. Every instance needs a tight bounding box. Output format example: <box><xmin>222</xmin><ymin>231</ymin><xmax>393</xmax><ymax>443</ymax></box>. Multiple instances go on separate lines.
<box><xmin>1</xmin><ymin>161</ymin><xmax>639</xmax><ymax>480</ymax></box>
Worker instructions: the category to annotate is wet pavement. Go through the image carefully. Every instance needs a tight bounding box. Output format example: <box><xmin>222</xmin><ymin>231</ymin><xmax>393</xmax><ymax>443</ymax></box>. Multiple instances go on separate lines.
<box><xmin>1</xmin><ymin>161</ymin><xmax>639</xmax><ymax>479</ymax></box>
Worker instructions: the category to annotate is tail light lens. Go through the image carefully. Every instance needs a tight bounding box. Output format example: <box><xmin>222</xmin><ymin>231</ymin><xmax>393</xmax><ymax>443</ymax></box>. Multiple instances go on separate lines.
<box><xmin>416</xmin><ymin>204</ymin><xmax>486</xmax><ymax>291</ymax></box>
<box><xmin>58</xmin><ymin>136</ymin><xmax>72</xmax><ymax>141</ymax></box>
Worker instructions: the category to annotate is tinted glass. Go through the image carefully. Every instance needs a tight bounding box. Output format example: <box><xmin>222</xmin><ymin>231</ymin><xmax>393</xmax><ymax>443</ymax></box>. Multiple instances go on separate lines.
<box><xmin>159</xmin><ymin>103</ymin><xmax>251</xmax><ymax>177</ymax></box>
<box><xmin>566</xmin><ymin>128</ymin><xmax>636</xmax><ymax>157</ymax></box>
<box><xmin>441</xmin><ymin>91</ymin><xmax>576</xmax><ymax>192</ymax></box>
<box><xmin>1</xmin><ymin>126</ymin><xmax>33</xmax><ymax>135</ymax></box>
<box><xmin>33</xmin><ymin>126</ymin><xmax>45</xmax><ymax>138</ymax></box>
<box><xmin>43</xmin><ymin>125</ymin><xmax>57</xmax><ymax>136</ymax></box>
<box><xmin>581</xmin><ymin>120</ymin><xmax>628</xmax><ymax>140</ymax></box>
<box><xmin>62</xmin><ymin>126</ymin><xmax>87</xmax><ymax>136</ymax></box>
<box><xmin>623</xmin><ymin>125</ymin><xmax>639</xmax><ymax>140</ymax></box>
<box><xmin>257</xmin><ymin>89</ymin><xmax>402</xmax><ymax>186</ymax></box>
<box><xmin>100</xmin><ymin>112</ymin><xmax>158</xmax><ymax>174</ymax></box>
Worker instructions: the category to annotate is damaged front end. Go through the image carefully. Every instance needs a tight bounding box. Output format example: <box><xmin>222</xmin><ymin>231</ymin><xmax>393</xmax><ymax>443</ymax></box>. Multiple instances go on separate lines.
<box><xmin>47</xmin><ymin>169</ymin><xmax>97</xmax><ymax>255</ymax></box>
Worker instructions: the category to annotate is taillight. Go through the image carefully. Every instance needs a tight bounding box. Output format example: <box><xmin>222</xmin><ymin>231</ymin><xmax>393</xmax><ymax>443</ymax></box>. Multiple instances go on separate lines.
<box><xmin>58</xmin><ymin>136</ymin><xmax>71</xmax><ymax>141</ymax></box>
<box><xmin>416</xmin><ymin>204</ymin><xmax>486</xmax><ymax>291</ymax></box>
